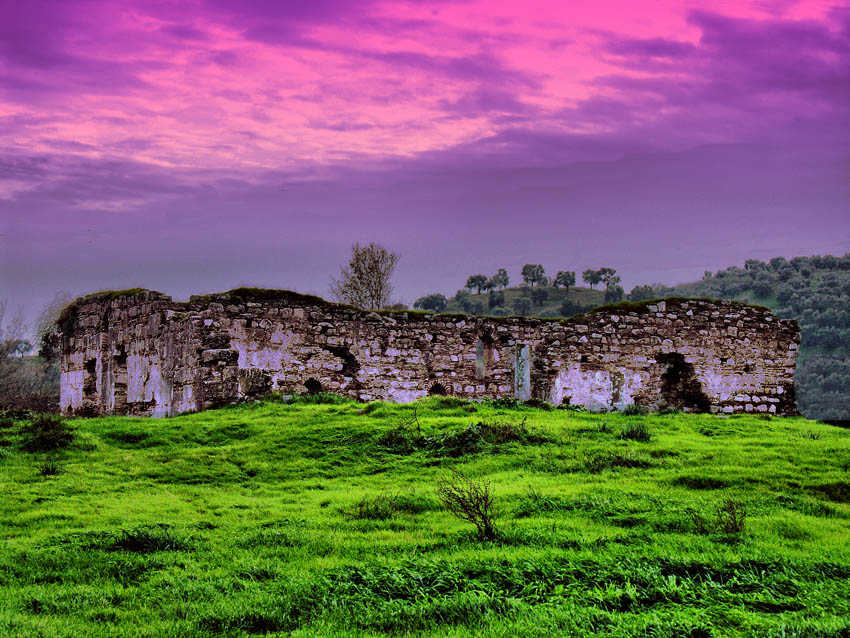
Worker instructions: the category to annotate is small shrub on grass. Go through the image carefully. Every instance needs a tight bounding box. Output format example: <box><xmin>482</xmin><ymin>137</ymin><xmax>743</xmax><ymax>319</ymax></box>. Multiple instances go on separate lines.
<box><xmin>378</xmin><ymin>419</ymin><xmax>551</xmax><ymax>457</ymax></box>
<box><xmin>436</xmin><ymin>468</ymin><xmax>499</xmax><ymax>541</ymax></box>
<box><xmin>522</xmin><ymin>398</ymin><xmax>553</xmax><ymax>411</ymax></box>
<box><xmin>20</xmin><ymin>414</ymin><xmax>76</xmax><ymax>452</ymax></box>
<box><xmin>110</xmin><ymin>524</ymin><xmax>192</xmax><ymax>553</ymax></box>
<box><xmin>430</xmin><ymin>396</ymin><xmax>474</xmax><ymax>410</ymax></box>
<box><xmin>689</xmin><ymin>498</ymin><xmax>747</xmax><ymax>535</ymax></box>
<box><xmin>621</xmin><ymin>404</ymin><xmax>648</xmax><ymax>416</ymax></box>
<box><xmin>294</xmin><ymin>392</ymin><xmax>353</xmax><ymax>405</ymax></box>
<box><xmin>488</xmin><ymin>397</ymin><xmax>521</xmax><ymax>410</ymax></box>
<box><xmin>618</xmin><ymin>421</ymin><xmax>651</xmax><ymax>442</ymax></box>
<box><xmin>437</xmin><ymin>419</ymin><xmax>551</xmax><ymax>457</ymax></box>
<box><xmin>341</xmin><ymin>494</ymin><xmax>397</xmax><ymax>520</ymax></box>
<box><xmin>376</xmin><ymin>424</ymin><xmax>422</xmax><ymax>454</ymax></box>
<box><xmin>38</xmin><ymin>456</ymin><xmax>62</xmax><ymax>476</ymax></box>
<box><xmin>341</xmin><ymin>492</ymin><xmax>436</xmax><ymax>520</ymax></box>
<box><xmin>557</xmin><ymin>403</ymin><xmax>587</xmax><ymax>412</ymax></box>
<box><xmin>715</xmin><ymin>498</ymin><xmax>747</xmax><ymax>534</ymax></box>
<box><xmin>658</xmin><ymin>405</ymin><xmax>681</xmax><ymax>415</ymax></box>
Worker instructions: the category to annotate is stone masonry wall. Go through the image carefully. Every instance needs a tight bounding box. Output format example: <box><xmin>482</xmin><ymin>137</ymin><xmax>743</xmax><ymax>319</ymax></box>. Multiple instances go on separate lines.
<box><xmin>58</xmin><ymin>289</ymin><xmax>800</xmax><ymax>417</ymax></box>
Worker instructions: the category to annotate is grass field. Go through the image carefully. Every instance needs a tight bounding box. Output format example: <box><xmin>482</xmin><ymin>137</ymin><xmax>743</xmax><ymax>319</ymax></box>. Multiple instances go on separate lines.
<box><xmin>1</xmin><ymin>397</ymin><xmax>849</xmax><ymax>637</ymax></box>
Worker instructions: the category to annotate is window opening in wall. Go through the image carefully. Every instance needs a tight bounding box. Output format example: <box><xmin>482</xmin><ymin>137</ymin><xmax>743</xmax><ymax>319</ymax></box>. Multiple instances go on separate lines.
<box><xmin>656</xmin><ymin>352</ymin><xmax>710</xmax><ymax>412</ymax></box>
<box><xmin>514</xmin><ymin>345</ymin><xmax>531</xmax><ymax>401</ymax></box>
<box><xmin>475</xmin><ymin>338</ymin><xmax>485</xmax><ymax>380</ymax></box>
<box><xmin>304</xmin><ymin>378</ymin><xmax>322</xmax><ymax>394</ymax></box>
<box><xmin>429</xmin><ymin>382</ymin><xmax>447</xmax><ymax>396</ymax></box>
<box><xmin>83</xmin><ymin>358</ymin><xmax>97</xmax><ymax>399</ymax></box>
<box><xmin>113</xmin><ymin>345</ymin><xmax>127</xmax><ymax>365</ymax></box>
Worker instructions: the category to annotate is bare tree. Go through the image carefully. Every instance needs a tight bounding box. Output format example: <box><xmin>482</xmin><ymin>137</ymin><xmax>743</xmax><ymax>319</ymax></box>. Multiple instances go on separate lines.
<box><xmin>35</xmin><ymin>291</ymin><xmax>74</xmax><ymax>351</ymax></box>
<box><xmin>436</xmin><ymin>467</ymin><xmax>499</xmax><ymax>541</ymax></box>
<box><xmin>330</xmin><ymin>242</ymin><xmax>400</xmax><ymax>310</ymax></box>
<box><xmin>0</xmin><ymin>299</ymin><xmax>61</xmax><ymax>412</ymax></box>
<box><xmin>0</xmin><ymin>299</ymin><xmax>25</xmax><ymax>376</ymax></box>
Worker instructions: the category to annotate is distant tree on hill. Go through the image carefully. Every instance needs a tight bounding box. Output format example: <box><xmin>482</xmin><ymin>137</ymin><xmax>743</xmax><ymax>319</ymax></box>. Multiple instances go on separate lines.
<box><xmin>531</xmin><ymin>288</ymin><xmax>549</xmax><ymax>306</ymax></box>
<box><xmin>582</xmin><ymin>269</ymin><xmax>602</xmax><ymax>289</ymax></box>
<box><xmin>553</xmin><ymin>271</ymin><xmax>576</xmax><ymax>290</ymax></box>
<box><xmin>769</xmin><ymin>257</ymin><xmax>788</xmax><ymax>271</ymax></box>
<box><xmin>703</xmin><ymin>271</ymin><xmax>713</xmax><ymax>280</ymax></box>
<box><xmin>521</xmin><ymin>264</ymin><xmax>545</xmax><ymax>286</ymax></box>
<box><xmin>744</xmin><ymin>259</ymin><xmax>767</xmax><ymax>272</ymax></box>
<box><xmin>628</xmin><ymin>285</ymin><xmax>655</xmax><ymax>302</ymax></box>
<box><xmin>513</xmin><ymin>296</ymin><xmax>532</xmax><ymax>316</ymax></box>
<box><xmin>330</xmin><ymin>242</ymin><xmax>400</xmax><ymax>310</ymax></box>
<box><xmin>465</xmin><ymin>274</ymin><xmax>488</xmax><ymax>295</ymax></box>
<box><xmin>492</xmin><ymin>268</ymin><xmax>510</xmax><ymax>289</ymax></box>
<box><xmin>560</xmin><ymin>299</ymin><xmax>584</xmax><ymax>317</ymax></box>
<box><xmin>12</xmin><ymin>340</ymin><xmax>32</xmax><ymax>357</ymax></box>
<box><xmin>604</xmin><ymin>285</ymin><xmax>624</xmax><ymax>303</ymax></box>
<box><xmin>598</xmin><ymin>267</ymin><xmax>618</xmax><ymax>288</ymax></box>
<box><xmin>488</xmin><ymin>290</ymin><xmax>505</xmax><ymax>309</ymax></box>
<box><xmin>751</xmin><ymin>275</ymin><xmax>774</xmax><ymax>298</ymax></box>
<box><xmin>461</xmin><ymin>299</ymin><xmax>484</xmax><ymax>315</ymax></box>
<box><xmin>454</xmin><ymin>290</ymin><xmax>470</xmax><ymax>304</ymax></box>
<box><xmin>413</xmin><ymin>293</ymin><xmax>448</xmax><ymax>312</ymax></box>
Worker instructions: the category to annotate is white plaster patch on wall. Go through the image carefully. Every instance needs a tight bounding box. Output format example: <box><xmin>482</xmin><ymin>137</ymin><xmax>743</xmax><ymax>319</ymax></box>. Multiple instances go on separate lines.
<box><xmin>697</xmin><ymin>368</ymin><xmax>765</xmax><ymax>403</ymax></box>
<box><xmin>386</xmin><ymin>388</ymin><xmax>429</xmax><ymax>403</ymax></box>
<box><xmin>174</xmin><ymin>383</ymin><xmax>194</xmax><ymax>415</ymax></box>
<box><xmin>60</xmin><ymin>369</ymin><xmax>84</xmax><ymax>411</ymax></box>
<box><xmin>551</xmin><ymin>364</ymin><xmax>620</xmax><ymax>410</ymax></box>
<box><xmin>126</xmin><ymin>355</ymin><xmax>147</xmax><ymax>403</ymax></box>
<box><xmin>231</xmin><ymin>330</ymin><xmax>299</xmax><ymax>370</ymax></box>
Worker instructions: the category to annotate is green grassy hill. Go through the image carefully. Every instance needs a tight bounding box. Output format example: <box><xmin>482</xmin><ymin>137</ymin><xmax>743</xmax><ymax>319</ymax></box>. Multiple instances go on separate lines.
<box><xmin>2</xmin><ymin>398</ymin><xmax>849</xmax><ymax>637</ymax></box>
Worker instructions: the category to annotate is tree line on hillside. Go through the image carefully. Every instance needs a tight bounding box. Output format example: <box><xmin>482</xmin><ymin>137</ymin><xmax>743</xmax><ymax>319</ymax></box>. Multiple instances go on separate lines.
<box><xmin>655</xmin><ymin>254</ymin><xmax>850</xmax><ymax>420</ymax></box>
<box><xmin>413</xmin><ymin>264</ymin><xmax>629</xmax><ymax>317</ymax></box>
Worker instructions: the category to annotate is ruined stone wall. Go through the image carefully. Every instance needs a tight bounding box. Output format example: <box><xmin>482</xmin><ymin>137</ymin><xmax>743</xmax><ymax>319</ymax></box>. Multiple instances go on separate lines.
<box><xmin>58</xmin><ymin>289</ymin><xmax>800</xmax><ymax>417</ymax></box>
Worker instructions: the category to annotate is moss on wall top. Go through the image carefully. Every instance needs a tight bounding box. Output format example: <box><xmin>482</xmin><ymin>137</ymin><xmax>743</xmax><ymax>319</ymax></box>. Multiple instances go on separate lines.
<box><xmin>56</xmin><ymin>287</ymin><xmax>780</xmax><ymax>337</ymax></box>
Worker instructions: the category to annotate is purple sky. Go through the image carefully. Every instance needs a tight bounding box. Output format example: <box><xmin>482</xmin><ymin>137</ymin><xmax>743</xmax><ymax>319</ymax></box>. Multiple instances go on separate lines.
<box><xmin>1</xmin><ymin>0</ymin><xmax>849</xmax><ymax>324</ymax></box>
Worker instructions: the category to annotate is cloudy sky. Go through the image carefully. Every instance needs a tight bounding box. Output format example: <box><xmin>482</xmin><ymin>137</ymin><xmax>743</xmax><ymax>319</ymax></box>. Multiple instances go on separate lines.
<box><xmin>1</xmin><ymin>0</ymin><xmax>848</xmax><ymax>320</ymax></box>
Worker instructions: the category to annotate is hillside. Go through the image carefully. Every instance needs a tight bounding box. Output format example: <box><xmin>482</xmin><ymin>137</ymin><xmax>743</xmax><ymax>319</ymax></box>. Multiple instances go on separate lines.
<box><xmin>443</xmin><ymin>284</ymin><xmax>606</xmax><ymax>318</ymax></box>
<box><xmin>659</xmin><ymin>256</ymin><xmax>850</xmax><ymax>421</ymax></box>
<box><xmin>2</xmin><ymin>397</ymin><xmax>849</xmax><ymax>636</ymax></box>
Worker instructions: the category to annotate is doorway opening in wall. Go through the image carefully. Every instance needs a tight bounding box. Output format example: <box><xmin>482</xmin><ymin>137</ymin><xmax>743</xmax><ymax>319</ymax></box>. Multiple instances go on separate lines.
<box><xmin>429</xmin><ymin>382</ymin><xmax>447</xmax><ymax>396</ymax></box>
<box><xmin>304</xmin><ymin>378</ymin><xmax>322</xmax><ymax>394</ymax></box>
<box><xmin>656</xmin><ymin>352</ymin><xmax>711</xmax><ymax>412</ymax></box>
